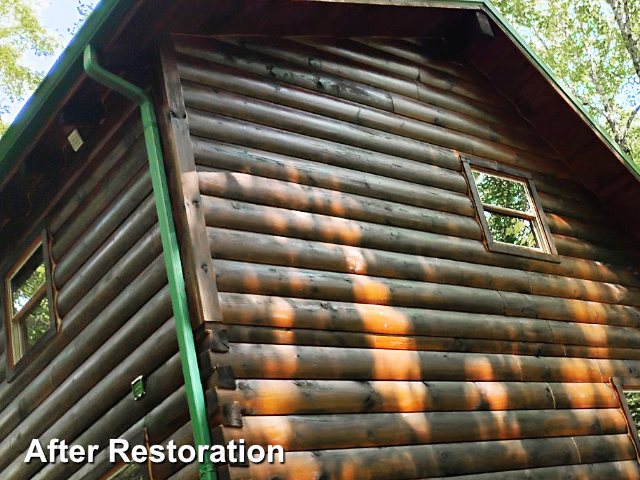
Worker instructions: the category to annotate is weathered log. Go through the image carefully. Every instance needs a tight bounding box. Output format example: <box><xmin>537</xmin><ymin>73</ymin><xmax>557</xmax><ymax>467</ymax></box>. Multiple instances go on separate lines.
<box><xmin>202</xmin><ymin>195</ymin><xmax>640</xmax><ymax>287</ymax></box>
<box><xmin>32</xmin><ymin>351</ymin><xmax>185</xmax><ymax>480</ymax></box>
<box><xmin>354</xmin><ymin>37</ymin><xmax>494</xmax><ymax>84</ymax></box>
<box><xmin>193</xmin><ymin>135</ymin><xmax>471</xmax><ymax>220</ymax></box>
<box><xmin>175</xmin><ymin>37</ymin><xmax>533</xmax><ymax>140</ymax></box>
<box><xmin>546</xmin><ymin>211</ymin><xmax>636</xmax><ymax>250</ymax></box>
<box><xmin>156</xmin><ymin>34</ymin><xmax>223</xmax><ymax>326</ymax></box>
<box><xmin>192</xmin><ymin>135</ymin><xmax>466</xmax><ymax>199</ymax></box>
<box><xmin>0</xmin><ymin>244</ymin><xmax>165</xmax><ymax>414</ymax></box>
<box><xmin>67</xmin><ymin>384</ymin><xmax>200</xmax><ymax>480</ymax></box>
<box><xmin>57</xmin><ymin>222</ymin><xmax>161</xmax><ymax>318</ymax></box>
<box><xmin>167</xmin><ymin>463</ymin><xmax>199</xmax><ymax>480</ymax></box>
<box><xmin>177</xmin><ymin>53</ymin><xmax>549</xmax><ymax>162</ymax></box>
<box><xmin>553</xmin><ymin>233</ymin><xmax>640</xmax><ymax>265</ymax></box>
<box><xmin>199</xmin><ymin>170</ymin><xmax>477</xmax><ymax>237</ymax></box>
<box><xmin>0</xmin><ymin>317</ymin><xmax>178</xmax><ymax>478</ymax></box>
<box><xmin>184</xmin><ymin>87</ymin><xmax>464</xmax><ymax>172</ymax></box>
<box><xmin>209</xmin><ymin>343</ymin><xmax>618</xmax><ymax>382</ymax></box>
<box><xmin>213</xmin><ymin>260</ymin><xmax>640</xmax><ymax>328</ymax></box>
<box><xmin>48</xmin><ymin>114</ymin><xmax>143</xmax><ymax>234</ymax></box>
<box><xmin>208</xmin><ymin>228</ymin><xmax>640</xmax><ymax>307</ymax></box>
<box><xmin>209</xmin><ymin>37</ymin><xmax>566</xmax><ymax>177</ymax></box>
<box><xmin>149</xmin><ymin>420</ymin><xmax>196</xmax><ymax>480</ymax></box>
<box><xmin>219</xmin><ymin>434</ymin><xmax>635</xmax><ymax>480</ymax></box>
<box><xmin>214</xmin><ymin>379</ymin><xmax>619</xmax><ymax>415</ymax></box>
<box><xmin>217</xmin><ymin>293</ymin><xmax>640</xmax><ymax>351</ymax></box>
<box><xmin>56</xmin><ymin>198</ymin><xmax>157</xmax><ymax>312</ymax></box>
<box><xmin>54</xmin><ymin>171</ymin><xmax>154</xmax><ymax>289</ymax></box>
<box><xmin>51</xmin><ymin>140</ymin><xmax>148</xmax><ymax>260</ymax></box>
<box><xmin>215</xmin><ymin>409</ymin><xmax>626</xmax><ymax>451</ymax></box>
<box><xmin>291</xmin><ymin>37</ymin><xmax>507</xmax><ymax>105</ymax></box>
<box><xmin>0</xmin><ymin>285</ymin><xmax>171</xmax><ymax>450</ymax></box>
<box><xmin>219</xmin><ymin>323</ymin><xmax>640</xmax><ymax>360</ymax></box>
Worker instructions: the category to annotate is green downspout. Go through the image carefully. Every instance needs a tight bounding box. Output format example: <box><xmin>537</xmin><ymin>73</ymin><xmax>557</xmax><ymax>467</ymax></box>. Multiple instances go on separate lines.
<box><xmin>83</xmin><ymin>45</ymin><xmax>217</xmax><ymax>480</ymax></box>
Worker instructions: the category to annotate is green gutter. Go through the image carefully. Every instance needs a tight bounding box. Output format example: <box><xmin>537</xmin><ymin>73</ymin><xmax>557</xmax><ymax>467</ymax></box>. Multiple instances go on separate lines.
<box><xmin>0</xmin><ymin>0</ymin><xmax>131</xmax><ymax>181</ymax></box>
<box><xmin>83</xmin><ymin>45</ymin><xmax>217</xmax><ymax>480</ymax></box>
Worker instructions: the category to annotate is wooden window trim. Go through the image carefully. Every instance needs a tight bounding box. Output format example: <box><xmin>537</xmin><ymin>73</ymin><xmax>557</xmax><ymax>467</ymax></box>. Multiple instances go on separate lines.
<box><xmin>462</xmin><ymin>155</ymin><xmax>560</xmax><ymax>263</ymax></box>
<box><xmin>3</xmin><ymin>226</ymin><xmax>57</xmax><ymax>381</ymax></box>
<box><xmin>611</xmin><ymin>377</ymin><xmax>640</xmax><ymax>464</ymax></box>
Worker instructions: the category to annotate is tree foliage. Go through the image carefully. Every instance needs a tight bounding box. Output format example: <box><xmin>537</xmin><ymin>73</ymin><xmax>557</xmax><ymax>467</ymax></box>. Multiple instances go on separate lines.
<box><xmin>0</xmin><ymin>0</ymin><xmax>59</xmax><ymax>136</ymax></box>
<box><xmin>492</xmin><ymin>0</ymin><xmax>640</xmax><ymax>163</ymax></box>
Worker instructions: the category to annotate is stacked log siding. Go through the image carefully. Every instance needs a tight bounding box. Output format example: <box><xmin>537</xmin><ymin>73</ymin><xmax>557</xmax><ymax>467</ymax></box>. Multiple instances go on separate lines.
<box><xmin>171</xmin><ymin>34</ymin><xmax>640</xmax><ymax>479</ymax></box>
<box><xmin>0</xmin><ymin>112</ymin><xmax>190</xmax><ymax>480</ymax></box>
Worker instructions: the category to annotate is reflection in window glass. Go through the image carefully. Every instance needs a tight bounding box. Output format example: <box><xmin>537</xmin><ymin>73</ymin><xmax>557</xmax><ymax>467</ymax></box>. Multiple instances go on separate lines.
<box><xmin>11</xmin><ymin>256</ymin><xmax>46</xmax><ymax>316</ymax></box>
<box><xmin>24</xmin><ymin>297</ymin><xmax>51</xmax><ymax>347</ymax></box>
<box><xmin>104</xmin><ymin>463</ymin><xmax>145</xmax><ymax>480</ymax></box>
<box><xmin>472</xmin><ymin>170</ymin><xmax>532</xmax><ymax>212</ymax></box>
<box><xmin>624</xmin><ymin>391</ymin><xmax>640</xmax><ymax>431</ymax></box>
<box><xmin>484</xmin><ymin>211</ymin><xmax>538</xmax><ymax>249</ymax></box>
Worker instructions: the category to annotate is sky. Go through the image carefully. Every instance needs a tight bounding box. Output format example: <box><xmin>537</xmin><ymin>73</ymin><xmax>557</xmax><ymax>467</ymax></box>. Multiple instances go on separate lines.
<box><xmin>5</xmin><ymin>0</ymin><xmax>94</xmax><ymax>124</ymax></box>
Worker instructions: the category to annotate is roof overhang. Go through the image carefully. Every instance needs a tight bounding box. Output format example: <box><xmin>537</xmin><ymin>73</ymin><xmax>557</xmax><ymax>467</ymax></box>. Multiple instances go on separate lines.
<box><xmin>1</xmin><ymin>0</ymin><xmax>639</xmax><ymax>239</ymax></box>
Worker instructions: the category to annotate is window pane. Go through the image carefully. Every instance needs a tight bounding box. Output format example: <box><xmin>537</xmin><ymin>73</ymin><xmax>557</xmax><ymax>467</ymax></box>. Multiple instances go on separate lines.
<box><xmin>24</xmin><ymin>297</ymin><xmax>50</xmax><ymax>347</ymax></box>
<box><xmin>484</xmin><ymin>211</ymin><xmax>539</xmax><ymax>249</ymax></box>
<box><xmin>472</xmin><ymin>170</ymin><xmax>532</xmax><ymax>212</ymax></box>
<box><xmin>104</xmin><ymin>463</ymin><xmax>145</xmax><ymax>480</ymax></box>
<box><xmin>624</xmin><ymin>391</ymin><xmax>640</xmax><ymax>431</ymax></box>
<box><xmin>10</xmin><ymin>250</ymin><xmax>46</xmax><ymax>317</ymax></box>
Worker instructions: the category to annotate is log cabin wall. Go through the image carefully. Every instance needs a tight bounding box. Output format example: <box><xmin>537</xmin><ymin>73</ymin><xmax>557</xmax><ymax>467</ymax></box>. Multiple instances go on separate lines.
<box><xmin>0</xmin><ymin>108</ymin><xmax>192</xmax><ymax>480</ymax></box>
<box><xmin>169</xmin><ymin>34</ymin><xmax>640</xmax><ymax>479</ymax></box>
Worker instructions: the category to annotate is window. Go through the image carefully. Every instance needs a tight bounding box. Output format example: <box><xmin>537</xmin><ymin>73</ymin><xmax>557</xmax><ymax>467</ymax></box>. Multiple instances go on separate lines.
<box><xmin>612</xmin><ymin>378</ymin><xmax>640</xmax><ymax>453</ymax></box>
<box><xmin>4</xmin><ymin>229</ymin><xmax>56</xmax><ymax>370</ymax></box>
<box><xmin>462</xmin><ymin>156</ymin><xmax>558</xmax><ymax>261</ymax></box>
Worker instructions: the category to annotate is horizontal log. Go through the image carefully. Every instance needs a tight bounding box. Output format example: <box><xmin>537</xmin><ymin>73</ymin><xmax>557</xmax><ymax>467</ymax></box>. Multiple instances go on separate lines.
<box><xmin>199</xmin><ymin>169</ymin><xmax>476</xmax><ymax>234</ymax></box>
<box><xmin>219</xmin><ymin>323</ymin><xmax>640</xmax><ymax>360</ymax></box>
<box><xmin>67</xmin><ymin>383</ymin><xmax>201</xmax><ymax>480</ymax></box>
<box><xmin>215</xmin><ymin>379</ymin><xmax>620</xmax><ymax>415</ymax></box>
<box><xmin>293</xmin><ymin>37</ymin><xmax>507</xmax><ymax>106</ymax></box>
<box><xmin>219</xmin><ymin>434</ymin><xmax>635</xmax><ymax>480</ymax></box>
<box><xmin>57</xmin><ymin>222</ymin><xmax>162</xmax><ymax>319</ymax></box>
<box><xmin>0</xmin><ymin>317</ymin><xmax>179</xmax><ymax>478</ymax></box>
<box><xmin>48</xmin><ymin>117</ymin><xmax>143</xmax><ymax>234</ymax></box>
<box><xmin>193</xmin><ymin>136</ymin><xmax>467</xmax><ymax>198</ymax></box>
<box><xmin>553</xmin><ymin>233</ymin><xmax>639</xmax><ymax>266</ymax></box>
<box><xmin>211</xmin><ymin>38</ymin><xmax>565</xmax><ymax>177</ymax></box>
<box><xmin>51</xmin><ymin>139</ymin><xmax>148</xmax><ymax>260</ymax></box>
<box><xmin>213</xmin><ymin>260</ymin><xmax>640</xmax><ymax>328</ymax></box>
<box><xmin>210</xmin><ymin>342</ymin><xmax>630</xmax><ymax>382</ymax></box>
<box><xmin>546</xmin><ymin>211</ymin><xmax>637</xmax><ymax>250</ymax></box>
<box><xmin>419</xmin><ymin>460</ymin><xmax>640</xmax><ymax>480</ymax></box>
<box><xmin>178</xmin><ymin>52</ymin><xmax>550</xmax><ymax>163</ymax></box>
<box><xmin>0</xmin><ymin>244</ymin><xmax>165</xmax><ymax>415</ymax></box>
<box><xmin>208</xmin><ymin>228</ymin><xmax>640</xmax><ymax>307</ymax></box>
<box><xmin>167</xmin><ymin>463</ymin><xmax>199</xmax><ymax>480</ymax></box>
<box><xmin>202</xmin><ymin>195</ymin><xmax>640</xmax><ymax>288</ymax></box>
<box><xmin>176</xmin><ymin>37</ymin><xmax>533</xmax><ymax>138</ymax></box>
<box><xmin>217</xmin><ymin>293</ymin><xmax>640</xmax><ymax>351</ymax></box>
<box><xmin>0</xmin><ymin>285</ymin><xmax>171</xmax><ymax>449</ymax></box>
<box><xmin>31</xmin><ymin>352</ymin><xmax>184</xmax><ymax>480</ymax></box>
<box><xmin>54</xmin><ymin>169</ymin><xmax>153</xmax><ymax>288</ymax></box>
<box><xmin>216</xmin><ymin>409</ymin><xmax>627</xmax><ymax>452</ymax></box>
<box><xmin>354</xmin><ymin>37</ymin><xmax>494</xmax><ymax>84</ymax></box>
<box><xmin>56</xmin><ymin>198</ymin><xmax>157</xmax><ymax>313</ymax></box>
<box><xmin>184</xmin><ymin>87</ymin><xmax>464</xmax><ymax>172</ymax></box>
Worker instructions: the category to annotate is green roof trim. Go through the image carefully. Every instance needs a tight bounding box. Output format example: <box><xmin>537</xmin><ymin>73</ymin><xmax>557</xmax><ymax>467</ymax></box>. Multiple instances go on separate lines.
<box><xmin>0</xmin><ymin>0</ymin><xmax>131</xmax><ymax>180</ymax></box>
<box><xmin>0</xmin><ymin>0</ymin><xmax>638</xmax><ymax>184</ymax></box>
